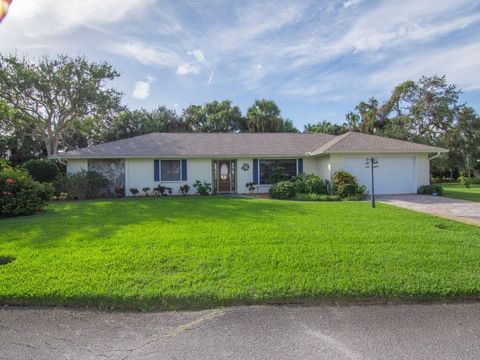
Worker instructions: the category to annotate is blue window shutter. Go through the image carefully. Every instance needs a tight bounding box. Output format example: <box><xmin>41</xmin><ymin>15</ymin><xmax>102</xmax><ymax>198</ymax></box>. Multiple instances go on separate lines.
<box><xmin>253</xmin><ymin>159</ymin><xmax>259</xmax><ymax>184</ymax></box>
<box><xmin>297</xmin><ymin>158</ymin><xmax>303</xmax><ymax>174</ymax></box>
<box><xmin>154</xmin><ymin>160</ymin><xmax>160</xmax><ymax>181</ymax></box>
<box><xmin>181</xmin><ymin>159</ymin><xmax>187</xmax><ymax>181</ymax></box>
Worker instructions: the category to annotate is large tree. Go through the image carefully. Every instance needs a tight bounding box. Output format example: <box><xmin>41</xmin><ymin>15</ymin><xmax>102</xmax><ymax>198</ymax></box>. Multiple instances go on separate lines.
<box><xmin>0</xmin><ymin>54</ymin><xmax>123</xmax><ymax>156</ymax></box>
<box><xmin>183</xmin><ymin>100</ymin><xmax>244</xmax><ymax>132</ymax></box>
<box><xmin>304</xmin><ymin>120</ymin><xmax>346</xmax><ymax>135</ymax></box>
<box><xmin>103</xmin><ymin>106</ymin><xmax>188</xmax><ymax>142</ymax></box>
<box><xmin>246</xmin><ymin>99</ymin><xmax>298</xmax><ymax>132</ymax></box>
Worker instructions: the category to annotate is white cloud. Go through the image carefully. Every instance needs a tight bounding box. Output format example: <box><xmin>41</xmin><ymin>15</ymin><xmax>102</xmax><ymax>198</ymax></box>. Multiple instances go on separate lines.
<box><xmin>190</xmin><ymin>49</ymin><xmax>205</xmax><ymax>63</ymax></box>
<box><xmin>132</xmin><ymin>76</ymin><xmax>156</xmax><ymax>100</ymax></box>
<box><xmin>108</xmin><ymin>41</ymin><xmax>181</xmax><ymax>68</ymax></box>
<box><xmin>368</xmin><ymin>41</ymin><xmax>480</xmax><ymax>92</ymax></box>
<box><xmin>0</xmin><ymin>0</ymin><xmax>154</xmax><ymax>45</ymax></box>
<box><xmin>176</xmin><ymin>63</ymin><xmax>200</xmax><ymax>75</ymax></box>
<box><xmin>343</xmin><ymin>0</ymin><xmax>361</xmax><ymax>9</ymax></box>
<box><xmin>132</xmin><ymin>81</ymin><xmax>151</xmax><ymax>100</ymax></box>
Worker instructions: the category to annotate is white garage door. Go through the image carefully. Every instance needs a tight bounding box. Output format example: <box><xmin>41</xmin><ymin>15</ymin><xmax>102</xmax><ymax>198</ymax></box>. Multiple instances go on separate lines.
<box><xmin>342</xmin><ymin>156</ymin><xmax>416</xmax><ymax>195</ymax></box>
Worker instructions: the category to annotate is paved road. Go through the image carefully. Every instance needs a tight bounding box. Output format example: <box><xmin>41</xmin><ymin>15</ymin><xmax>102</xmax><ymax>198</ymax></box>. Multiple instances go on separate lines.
<box><xmin>378</xmin><ymin>194</ymin><xmax>480</xmax><ymax>226</ymax></box>
<box><xmin>1</xmin><ymin>303</ymin><xmax>479</xmax><ymax>359</ymax></box>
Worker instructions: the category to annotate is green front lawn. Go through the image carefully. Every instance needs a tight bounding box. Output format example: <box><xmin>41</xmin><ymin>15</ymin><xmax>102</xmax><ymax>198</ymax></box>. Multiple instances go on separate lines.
<box><xmin>440</xmin><ymin>183</ymin><xmax>480</xmax><ymax>202</ymax></box>
<box><xmin>1</xmin><ymin>197</ymin><xmax>479</xmax><ymax>310</ymax></box>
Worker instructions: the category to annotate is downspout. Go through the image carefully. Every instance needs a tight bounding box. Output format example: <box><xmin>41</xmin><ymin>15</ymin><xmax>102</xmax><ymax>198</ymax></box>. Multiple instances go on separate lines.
<box><xmin>429</xmin><ymin>152</ymin><xmax>441</xmax><ymax>161</ymax></box>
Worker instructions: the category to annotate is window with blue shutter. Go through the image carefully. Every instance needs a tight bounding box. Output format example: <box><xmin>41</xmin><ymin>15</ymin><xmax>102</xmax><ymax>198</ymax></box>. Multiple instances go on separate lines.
<box><xmin>181</xmin><ymin>159</ymin><xmax>187</xmax><ymax>181</ymax></box>
<box><xmin>253</xmin><ymin>159</ymin><xmax>259</xmax><ymax>184</ymax></box>
<box><xmin>154</xmin><ymin>160</ymin><xmax>159</xmax><ymax>181</ymax></box>
<box><xmin>297</xmin><ymin>158</ymin><xmax>303</xmax><ymax>174</ymax></box>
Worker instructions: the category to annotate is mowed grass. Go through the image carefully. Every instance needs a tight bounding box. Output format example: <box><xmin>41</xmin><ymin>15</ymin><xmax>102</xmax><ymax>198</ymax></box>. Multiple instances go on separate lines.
<box><xmin>0</xmin><ymin>197</ymin><xmax>479</xmax><ymax>310</ymax></box>
<box><xmin>441</xmin><ymin>183</ymin><xmax>480</xmax><ymax>202</ymax></box>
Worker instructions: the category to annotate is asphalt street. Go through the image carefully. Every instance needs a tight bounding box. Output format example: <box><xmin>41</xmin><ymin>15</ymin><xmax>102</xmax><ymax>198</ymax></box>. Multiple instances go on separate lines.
<box><xmin>1</xmin><ymin>303</ymin><xmax>479</xmax><ymax>359</ymax></box>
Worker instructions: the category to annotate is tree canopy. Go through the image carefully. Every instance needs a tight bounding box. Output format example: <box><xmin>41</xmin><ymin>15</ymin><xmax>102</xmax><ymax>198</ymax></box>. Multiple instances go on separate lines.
<box><xmin>0</xmin><ymin>54</ymin><xmax>123</xmax><ymax>156</ymax></box>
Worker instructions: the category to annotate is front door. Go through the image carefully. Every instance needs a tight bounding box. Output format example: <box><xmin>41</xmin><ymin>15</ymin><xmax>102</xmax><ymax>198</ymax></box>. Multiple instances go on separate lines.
<box><xmin>213</xmin><ymin>160</ymin><xmax>236</xmax><ymax>193</ymax></box>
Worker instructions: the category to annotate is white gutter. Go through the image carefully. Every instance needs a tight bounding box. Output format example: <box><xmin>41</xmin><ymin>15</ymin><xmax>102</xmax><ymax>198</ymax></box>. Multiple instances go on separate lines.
<box><xmin>429</xmin><ymin>152</ymin><xmax>442</xmax><ymax>161</ymax></box>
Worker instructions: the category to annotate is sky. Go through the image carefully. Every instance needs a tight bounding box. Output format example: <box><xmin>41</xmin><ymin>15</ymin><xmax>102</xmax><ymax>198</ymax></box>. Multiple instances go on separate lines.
<box><xmin>1</xmin><ymin>0</ymin><xmax>480</xmax><ymax>130</ymax></box>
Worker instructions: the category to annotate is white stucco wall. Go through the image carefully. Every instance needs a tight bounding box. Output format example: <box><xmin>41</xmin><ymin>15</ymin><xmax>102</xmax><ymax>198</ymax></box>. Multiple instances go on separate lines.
<box><xmin>237</xmin><ymin>158</ymin><xmax>253</xmax><ymax>194</ymax></box>
<box><xmin>415</xmin><ymin>153</ymin><xmax>430</xmax><ymax>187</ymax></box>
<box><xmin>323</xmin><ymin>153</ymin><xmax>431</xmax><ymax>194</ymax></box>
<box><xmin>302</xmin><ymin>157</ymin><xmax>317</xmax><ymax>174</ymax></box>
<box><xmin>315</xmin><ymin>155</ymin><xmax>331</xmax><ymax>180</ymax></box>
<box><xmin>65</xmin><ymin>153</ymin><xmax>432</xmax><ymax>196</ymax></box>
<box><xmin>66</xmin><ymin>159</ymin><xmax>88</xmax><ymax>174</ymax></box>
<box><xmin>125</xmin><ymin>158</ymin><xmax>212</xmax><ymax>196</ymax></box>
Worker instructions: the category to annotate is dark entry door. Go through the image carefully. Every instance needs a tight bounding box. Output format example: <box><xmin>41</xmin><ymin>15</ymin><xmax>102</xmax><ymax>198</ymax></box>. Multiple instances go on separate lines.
<box><xmin>214</xmin><ymin>160</ymin><xmax>236</xmax><ymax>193</ymax></box>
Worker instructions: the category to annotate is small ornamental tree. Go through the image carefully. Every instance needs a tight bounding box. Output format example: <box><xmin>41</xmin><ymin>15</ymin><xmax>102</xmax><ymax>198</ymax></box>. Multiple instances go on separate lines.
<box><xmin>0</xmin><ymin>167</ymin><xmax>53</xmax><ymax>216</ymax></box>
<box><xmin>23</xmin><ymin>159</ymin><xmax>59</xmax><ymax>183</ymax></box>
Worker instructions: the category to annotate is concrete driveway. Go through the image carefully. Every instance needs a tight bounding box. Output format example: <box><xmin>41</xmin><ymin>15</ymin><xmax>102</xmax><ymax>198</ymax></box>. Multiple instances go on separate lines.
<box><xmin>378</xmin><ymin>194</ymin><xmax>480</xmax><ymax>226</ymax></box>
<box><xmin>1</xmin><ymin>303</ymin><xmax>480</xmax><ymax>360</ymax></box>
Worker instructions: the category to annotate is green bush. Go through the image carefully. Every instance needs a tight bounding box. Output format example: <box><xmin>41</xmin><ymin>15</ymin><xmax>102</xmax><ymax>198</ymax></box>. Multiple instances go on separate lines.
<box><xmin>0</xmin><ymin>167</ymin><xmax>53</xmax><ymax>216</ymax></box>
<box><xmin>56</xmin><ymin>170</ymin><xmax>109</xmax><ymax>200</ymax></box>
<box><xmin>332</xmin><ymin>170</ymin><xmax>357</xmax><ymax>189</ymax></box>
<box><xmin>268</xmin><ymin>181</ymin><xmax>296</xmax><ymax>199</ymax></box>
<box><xmin>23</xmin><ymin>159</ymin><xmax>59</xmax><ymax>183</ymax></box>
<box><xmin>417</xmin><ymin>184</ymin><xmax>444</xmax><ymax>195</ymax></box>
<box><xmin>180</xmin><ymin>184</ymin><xmax>190</xmax><ymax>195</ymax></box>
<box><xmin>193</xmin><ymin>180</ymin><xmax>212</xmax><ymax>196</ymax></box>
<box><xmin>295</xmin><ymin>193</ymin><xmax>341</xmax><ymax>201</ymax></box>
<box><xmin>332</xmin><ymin>171</ymin><xmax>366</xmax><ymax>199</ymax></box>
<box><xmin>458</xmin><ymin>174</ymin><xmax>471</xmax><ymax>188</ymax></box>
<box><xmin>292</xmin><ymin>173</ymin><xmax>327</xmax><ymax>195</ymax></box>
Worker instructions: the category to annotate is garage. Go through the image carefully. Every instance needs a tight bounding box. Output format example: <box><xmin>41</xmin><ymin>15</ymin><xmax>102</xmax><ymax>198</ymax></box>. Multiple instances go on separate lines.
<box><xmin>342</xmin><ymin>156</ymin><xmax>416</xmax><ymax>195</ymax></box>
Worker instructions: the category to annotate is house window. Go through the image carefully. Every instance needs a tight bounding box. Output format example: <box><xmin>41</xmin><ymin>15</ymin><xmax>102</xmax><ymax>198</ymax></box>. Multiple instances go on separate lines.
<box><xmin>161</xmin><ymin>160</ymin><xmax>181</xmax><ymax>181</ymax></box>
<box><xmin>259</xmin><ymin>159</ymin><xmax>297</xmax><ymax>184</ymax></box>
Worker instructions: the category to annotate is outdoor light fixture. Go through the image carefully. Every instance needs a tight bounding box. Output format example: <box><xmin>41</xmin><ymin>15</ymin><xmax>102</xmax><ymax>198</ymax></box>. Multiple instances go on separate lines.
<box><xmin>365</xmin><ymin>157</ymin><xmax>379</xmax><ymax>208</ymax></box>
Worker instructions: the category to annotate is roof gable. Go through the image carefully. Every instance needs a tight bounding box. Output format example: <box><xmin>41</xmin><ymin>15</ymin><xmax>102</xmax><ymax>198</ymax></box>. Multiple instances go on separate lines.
<box><xmin>310</xmin><ymin>132</ymin><xmax>447</xmax><ymax>154</ymax></box>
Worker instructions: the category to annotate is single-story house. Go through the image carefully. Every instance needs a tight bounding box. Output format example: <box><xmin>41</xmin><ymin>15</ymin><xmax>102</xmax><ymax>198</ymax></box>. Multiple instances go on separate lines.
<box><xmin>51</xmin><ymin>131</ymin><xmax>447</xmax><ymax>196</ymax></box>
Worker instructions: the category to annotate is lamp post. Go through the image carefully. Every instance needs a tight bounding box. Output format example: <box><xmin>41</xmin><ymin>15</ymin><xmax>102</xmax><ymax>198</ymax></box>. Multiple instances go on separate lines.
<box><xmin>365</xmin><ymin>157</ymin><xmax>379</xmax><ymax>208</ymax></box>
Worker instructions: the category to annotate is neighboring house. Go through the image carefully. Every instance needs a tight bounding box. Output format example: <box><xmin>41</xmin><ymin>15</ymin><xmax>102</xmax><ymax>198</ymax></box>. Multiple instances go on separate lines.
<box><xmin>51</xmin><ymin>132</ymin><xmax>447</xmax><ymax>196</ymax></box>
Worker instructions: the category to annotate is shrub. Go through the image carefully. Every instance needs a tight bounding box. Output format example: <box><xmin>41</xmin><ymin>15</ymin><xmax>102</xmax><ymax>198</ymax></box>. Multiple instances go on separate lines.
<box><xmin>55</xmin><ymin>171</ymin><xmax>109</xmax><ymax>200</ymax></box>
<box><xmin>332</xmin><ymin>171</ymin><xmax>357</xmax><ymax>189</ymax></box>
<box><xmin>193</xmin><ymin>180</ymin><xmax>212</xmax><ymax>196</ymax></box>
<box><xmin>332</xmin><ymin>171</ymin><xmax>366</xmax><ymax>199</ymax></box>
<box><xmin>130</xmin><ymin>188</ymin><xmax>139</xmax><ymax>196</ymax></box>
<box><xmin>153</xmin><ymin>185</ymin><xmax>166</xmax><ymax>196</ymax></box>
<box><xmin>114</xmin><ymin>186</ymin><xmax>125</xmax><ymax>197</ymax></box>
<box><xmin>295</xmin><ymin>193</ymin><xmax>342</xmax><ymax>201</ymax></box>
<box><xmin>142</xmin><ymin>187</ymin><xmax>151</xmax><ymax>196</ymax></box>
<box><xmin>23</xmin><ymin>159</ymin><xmax>59</xmax><ymax>183</ymax></box>
<box><xmin>269</xmin><ymin>167</ymin><xmax>287</xmax><ymax>184</ymax></box>
<box><xmin>459</xmin><ymin>174</ymin><xmax>471</xmax><ymax>188</ymax></box>
<box><xmin>0</xmin><ymin>167</ymin><xmax>53</xmax><ymax>216</ymax></box>
<box><xmin>417</xmin><ymin>184</ymin><xmax>444</xmax><ymax>195</ymax></box>
<box><xmin>180</xmin><ymin>184</ymin><xmax>190</xmax><ymax>195</ymax></box>
<box><xmin>245</xmin><ymin>182</ymin><xmax>256</xmax><ymax>194</ymax></box>
<box><xmin>292</xmin><ymin>173</ymin><xmax>327</xmax><ymax>195</ymax></box>
<box><xmin>268</xmin><ymin>181</ymin><xmax>296</xmax><ymax>199</ymax></box>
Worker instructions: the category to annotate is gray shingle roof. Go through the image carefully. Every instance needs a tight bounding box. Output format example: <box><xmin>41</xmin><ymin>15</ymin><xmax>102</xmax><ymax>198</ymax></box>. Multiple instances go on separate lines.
<box><xmin>51</xmin><ymin>131</ymin><xmax>447</xmax><ymax>159</ymax></box>
<box><xmin>310</xmin><ymin>132</ymin><xmax>448</xmax><ymax>154</ymax></box>
<box><xmin>51</xmin><ymin>133</ymin><xmax>336</xmax><ymax>159</ymax></box>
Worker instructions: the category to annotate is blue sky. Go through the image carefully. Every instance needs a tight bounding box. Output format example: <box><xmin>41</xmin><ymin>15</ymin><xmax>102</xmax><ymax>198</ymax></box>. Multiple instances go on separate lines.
<box><xmin>1</xmin><ymin>0</ymin><xmax>480</xmax><ymax>129</ymax></box>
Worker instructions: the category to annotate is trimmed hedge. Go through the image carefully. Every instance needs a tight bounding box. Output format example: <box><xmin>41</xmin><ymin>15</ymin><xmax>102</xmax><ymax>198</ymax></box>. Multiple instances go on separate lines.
<box><xmin>295</xmin><ymin>193</ymin><xmax>342</xmax><ymax>201</ymax></box>
<box><xmin>268</xmin><ymin>181</ymin><xmax>296</xmax><ymax>199</ymax></box>
<box><xmin>332</xmin><ymin>171</ymin><xmax>367</xmax><ymax>199</ymax></box>
<box><xmin>23</xmin><ymin>159</ymin><xmax>59</xmax><ymax>183</ymax></box>
<box><xmin>55</xmin><ymin>170</ymin><xmax>109</xmax><ymax>200</ymax></box>
<box><xmin>292</xmin><ymin>173</ymin><xmax>328</xmax><ymax>195</ymax></box>
<box><xmin>417</xmin><ymin>184</ymin><xmax>444</xmax><ymax>195</ymax></box>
